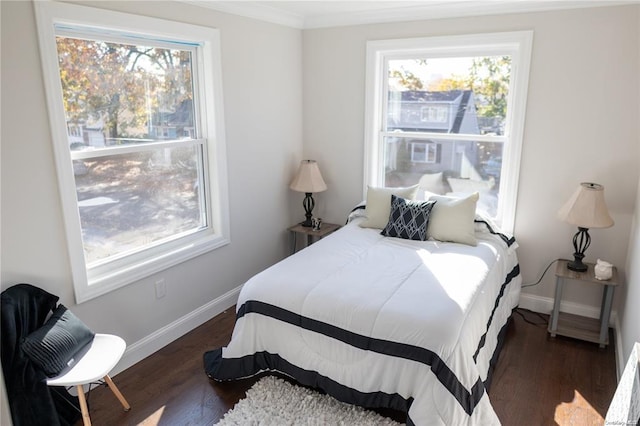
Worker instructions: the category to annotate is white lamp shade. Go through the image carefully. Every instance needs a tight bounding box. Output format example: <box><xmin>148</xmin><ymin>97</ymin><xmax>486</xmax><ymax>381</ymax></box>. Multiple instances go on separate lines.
<box><xmin>290</xmin><ymin>160</ymin><xmax>327</xmax><ymax>193</ymax></box>
<box><xmin>557</xmin><ymin>182</ymin><xmax>614</xmax><ymax>229</ymax></box>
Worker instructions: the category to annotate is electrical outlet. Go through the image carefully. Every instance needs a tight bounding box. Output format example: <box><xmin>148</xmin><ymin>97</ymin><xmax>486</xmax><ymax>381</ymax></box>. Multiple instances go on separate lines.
<box><xmin>155</xmin><ymin>279</ymin><xmax>167</xmax><ymax>299</ymax></box>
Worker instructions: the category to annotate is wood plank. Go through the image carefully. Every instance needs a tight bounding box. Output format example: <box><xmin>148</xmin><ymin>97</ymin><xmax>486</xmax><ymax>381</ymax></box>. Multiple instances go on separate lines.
<box><xmin>490</xmin><ymin>309</ymin><xmax>617</xmax><ymax>425</ymax></box>
<box><xmin>549</xmin><ymin>312</ymin><xmax>608</xmax><ymax>345</ymax></box>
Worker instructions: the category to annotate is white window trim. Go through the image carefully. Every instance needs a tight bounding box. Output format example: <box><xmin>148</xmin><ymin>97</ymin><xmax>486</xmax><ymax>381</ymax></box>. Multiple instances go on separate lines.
<box><xmin>35</xmin><ymin>2</ymin><xmax>230</xmax><ymax>303</ymax></box>
<box><xmin>364</xmin><ymin>31</ymin><xmax>533</xmax><ymax>233</ymax></box>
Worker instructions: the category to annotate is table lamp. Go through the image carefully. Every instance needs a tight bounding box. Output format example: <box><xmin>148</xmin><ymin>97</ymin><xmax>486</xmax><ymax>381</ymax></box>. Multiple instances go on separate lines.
<box><xmin>290</xmin><ymin>160</ymin><xmax>327</xmax><ymax>227</ymax></box>
<box><xmin>557</xmin><ymin>182</ymin><xmax>614</xmax><ymax>272</ymax></box>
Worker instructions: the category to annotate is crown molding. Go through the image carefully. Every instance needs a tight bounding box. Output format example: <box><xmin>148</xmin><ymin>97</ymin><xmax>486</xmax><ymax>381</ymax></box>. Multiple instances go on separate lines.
<box><xmin>183</xmin><ymin>1</ymin><xmax>638</xmax><ymax>30</ymax></box>
<box><xmin>182</xmin><ymin>1</ymin><xmax>306</xmax><ymax>28</ymax></box>
<box><xmin>304</xmin><ymin>1</ymin><xmax>635</xmax><ymax>29</ymax></box>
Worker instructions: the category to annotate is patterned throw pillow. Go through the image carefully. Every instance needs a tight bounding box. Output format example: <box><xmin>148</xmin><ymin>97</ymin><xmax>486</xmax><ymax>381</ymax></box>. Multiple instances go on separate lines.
<box><xmin>381</xmin><ymin>195</ymin><xmax>436</xmax><ymax>241</ymax></box>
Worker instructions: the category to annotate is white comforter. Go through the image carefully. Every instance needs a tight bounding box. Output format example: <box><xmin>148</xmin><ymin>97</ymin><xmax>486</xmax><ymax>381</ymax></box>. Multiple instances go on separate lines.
<box><xmin>205</xmin><ymin>218</ymin><xmax>521</xmax><ymax>425</ymax></box>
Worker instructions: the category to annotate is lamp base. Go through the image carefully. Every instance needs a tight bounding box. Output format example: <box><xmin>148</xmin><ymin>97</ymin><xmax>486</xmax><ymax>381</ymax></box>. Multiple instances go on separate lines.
<box><xmin>566</xmin><ymin>258</ymin><xmax>588</xmax><ymax>272</ymax></box>
<box><xmin>300</xmin><ymin>192</ymin><xmax>314</xmax><ymax>227</ymax></box>
<box><xmin>567</xmin><ymin>251</ymin><xmax>588</xmax><ymax>272</ymax></box>
<box><xmin>566</xmin><ymin>227</ymin><xmax>590</xmax><ymax>272</ymax></box>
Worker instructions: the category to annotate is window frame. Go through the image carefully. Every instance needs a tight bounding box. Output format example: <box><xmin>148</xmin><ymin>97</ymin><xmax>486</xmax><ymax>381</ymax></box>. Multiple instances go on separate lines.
<box><xmin>420</xmin><ymin>105</ymin><xmax>449</xmax><ymax>124</ymax></box>
<box><xmin>364</xmin><ymin>31</ymin><xmax>533</xmax><ymax>233</ymax></box>
<box><xmin>35</xmin><ymin>2</ymin><xmax>230</xmax><ymax>303</ymax></box>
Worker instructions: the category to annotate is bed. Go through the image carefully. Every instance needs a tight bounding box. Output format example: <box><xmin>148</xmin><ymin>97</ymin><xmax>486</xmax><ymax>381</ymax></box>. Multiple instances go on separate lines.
<box><xmin>205</xmin><ymin>190</ymin><xmax>521</xmax><ymax>425</ymax></box>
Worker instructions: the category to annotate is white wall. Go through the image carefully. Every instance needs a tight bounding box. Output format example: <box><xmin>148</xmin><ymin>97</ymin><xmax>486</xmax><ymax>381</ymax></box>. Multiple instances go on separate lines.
<box><xmin>618</xmin><ymin>9</ymin><xmax>640</xmax><ymax>372</ymax></box>
<box><xmin>1</xmin><ymin>0</ymin><xmax>302</xmax><ymax>364</ymax></box>
<box><xmin>620</xmin><ymin>176</ymin><xmax>640</xmax><ymax>372</ymax></box>
<box><xmin>303</xmin><ymin>6</ymin><xmax>639</xmax><ymax>335</ymax></box>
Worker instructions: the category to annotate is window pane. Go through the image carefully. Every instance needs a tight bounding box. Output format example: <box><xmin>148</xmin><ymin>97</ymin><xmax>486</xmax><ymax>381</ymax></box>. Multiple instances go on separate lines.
<box><xmin>56</xmin><ymin>36</ymin><xmax>195</xmax><ymax>148</ymax></box>
<box><xmin>74</xmin><ymin>146</ymin><xmax>204</xmax><ymax>264</ymax></box>
<box><xmin>387</xmin><ymin>56</ymin><xmax>511</xmax><ymax>135</ymax></box>
<box><xmin>383</xmin><ymin>136</ymin><xmax>503</xmax><ymax>216</ymax></box>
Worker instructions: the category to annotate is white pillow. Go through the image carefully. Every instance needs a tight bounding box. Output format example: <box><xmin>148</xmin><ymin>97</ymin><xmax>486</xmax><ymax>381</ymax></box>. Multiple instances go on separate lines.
<box><xmin>447</xmin><ymin>177</ymin><xmax>495</xmax><ymax>194</ymax></box>
<box><xmin>427</xmin><ymin>192</ymin><xmax>479</xmax><ymax>246</ymax></box>
<box><xmin>418</xmin><ymin>172</ymin><xmax>446</xmax><ymax>195</ymax></box>
<box><xmin>360</xmin><ymin>185</ymin><xmax>419</xmax><ymax>229</ymax></box>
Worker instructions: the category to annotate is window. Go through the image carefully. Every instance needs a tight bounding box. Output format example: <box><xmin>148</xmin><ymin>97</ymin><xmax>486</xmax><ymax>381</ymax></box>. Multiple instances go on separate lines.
<box><xmin>420</xmin><ymin>106</ymin><xmax>448</xmax><ymax>124</ymax></box>
<box><xmin>410</xmin><ymin>142</ymin><xmax>438</xmax><ymax>163</ymax></box>
<box><xmin>364</xmin><ymin>32</ymin><xmax>533</xmax><ymax>232</ymax></box>
<box><xmin>35</xmin><ymin>2</ymin><xmax>229</xmax><ymax>303</ymax></box>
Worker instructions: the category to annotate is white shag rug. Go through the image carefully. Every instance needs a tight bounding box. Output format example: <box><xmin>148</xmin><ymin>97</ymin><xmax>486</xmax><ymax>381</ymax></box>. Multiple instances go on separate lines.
<box><xmin>215</xmin><ymin>376</ymin><xmax>404</xmax><ymax>426</ymax></box>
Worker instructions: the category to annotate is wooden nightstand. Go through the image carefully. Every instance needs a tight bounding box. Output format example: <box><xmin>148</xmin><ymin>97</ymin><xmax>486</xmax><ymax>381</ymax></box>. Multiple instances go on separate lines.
<box><xmin>548</xmin><ymin>259</ymin><xmax>621</xmax><ymax>347</ymax></box>
<box><xmin>287</xmin><ymin>222</ymin><xmax>341</xmax><ymax>254</ymax></box>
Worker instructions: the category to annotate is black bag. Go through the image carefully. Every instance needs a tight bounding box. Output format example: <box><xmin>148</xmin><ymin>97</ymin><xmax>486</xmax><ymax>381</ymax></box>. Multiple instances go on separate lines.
<box><xmin>22</xmin><ymin>304</ymin><xmax>95</xmax><ymax>377</ymax></box>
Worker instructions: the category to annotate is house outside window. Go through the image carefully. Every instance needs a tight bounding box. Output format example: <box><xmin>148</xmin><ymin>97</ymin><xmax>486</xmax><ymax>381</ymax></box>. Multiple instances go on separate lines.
<box><xmin>364</xmin><ymin>32</ymin><xmax>533</xmax><ymax>232</ymax></box>
<box><xmin>35</xmin><ymin>2</ymin><xmax>230</xmax><ymax>303</ymax></box>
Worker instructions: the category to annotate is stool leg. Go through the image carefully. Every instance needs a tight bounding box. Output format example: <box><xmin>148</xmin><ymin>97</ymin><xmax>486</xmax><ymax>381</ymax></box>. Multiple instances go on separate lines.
<box><xmin>104</xmin><ymin>375</ymin><xmax>131</xmax><ymax>411</ymax></box>
<box><xmin>76</xmin><ymin>385</ymin><xmax>92</xmax><ymax>426</ymax></box>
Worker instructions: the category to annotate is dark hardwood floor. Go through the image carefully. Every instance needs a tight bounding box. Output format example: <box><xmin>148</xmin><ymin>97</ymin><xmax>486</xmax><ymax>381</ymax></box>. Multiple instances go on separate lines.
<box><xmin>490</xmin><ymin>309</ymin><xmax>617</xmax><ymax>425</ymax></box>
<box><xmin>84</xmin><ymin>308</ymin><xmax>617</xmax><ymax>426</ymax></box>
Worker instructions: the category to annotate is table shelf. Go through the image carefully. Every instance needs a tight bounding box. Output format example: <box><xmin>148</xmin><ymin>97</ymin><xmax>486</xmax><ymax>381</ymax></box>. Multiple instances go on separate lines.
<box><xmin>547</xmin><ymin>259</ymin><xmax>620</xmax><ymax>348</ymax></box>
<box><xmin>548</xmin><ymin>312</ymin><xmax>608</xmax><ymax>345</ymax></box>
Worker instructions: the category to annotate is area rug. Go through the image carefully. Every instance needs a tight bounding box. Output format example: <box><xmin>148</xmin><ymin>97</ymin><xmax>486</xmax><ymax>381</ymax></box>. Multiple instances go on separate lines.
<box><xmin>215</xmin><ymin>376</ymin><xmax>404</xmax><ymax>425</ymax></box>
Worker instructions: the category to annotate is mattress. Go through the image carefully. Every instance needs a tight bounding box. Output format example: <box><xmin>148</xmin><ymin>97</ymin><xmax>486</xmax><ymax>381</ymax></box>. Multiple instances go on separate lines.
<box><xmin>205</xmin><ymin>216</ymin><xmax>521</xmax><ymax>425</ymax></box>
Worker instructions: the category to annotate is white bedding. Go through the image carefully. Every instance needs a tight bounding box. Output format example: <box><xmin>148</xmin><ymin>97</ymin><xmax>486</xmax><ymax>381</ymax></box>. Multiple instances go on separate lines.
<box><xmin>205</xmin><ymin>217</ymin><xmax>521</xmax><ymax>425</ymax></box>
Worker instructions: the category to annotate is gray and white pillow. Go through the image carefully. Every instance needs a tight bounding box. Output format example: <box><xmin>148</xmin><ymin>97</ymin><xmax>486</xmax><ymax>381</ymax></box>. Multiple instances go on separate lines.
<box><xmin>381</xmin><ymin>195</ymin><xmax>436</xmax><ymax>241</ymax></box>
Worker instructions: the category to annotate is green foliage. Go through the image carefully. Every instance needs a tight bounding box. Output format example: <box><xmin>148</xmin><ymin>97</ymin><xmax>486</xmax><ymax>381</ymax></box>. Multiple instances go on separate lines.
<box><xmin>389</xmin><ymin>59</ymin><xmax>427</xmax><ymax>90</ymax></box>
<box><xmin>390</xmin><ymin>69</ymin><xmax>424</xmax><ymax>90</ymax></box>
<box><xmin>56</xmin><ymin>37</ymin><xmax>193</xmax><ymax>141</ymax></box>
<box><xmin>393</xmin><ymin>56</ymin><xmax>512</xmax><ymax>121</ymax></box>
<box><xmin>469</xmin><ymin>56</ymin><xmax>511</xmax><ymax>119</ymax></box>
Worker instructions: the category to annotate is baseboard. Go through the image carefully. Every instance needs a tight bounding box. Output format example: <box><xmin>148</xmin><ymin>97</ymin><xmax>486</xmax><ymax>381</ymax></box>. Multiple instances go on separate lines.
<box><xmin>613</xmin><ymin>315</ymin><xmax>625</xmax><ymax>381</ymax></box>
<box><xmin>112</xmin><ymin>285</ymin><xmax>242</xmax><ymax>376</ymax></box>
<box><xmin>519</xmin><ymin>292</ymin><xmax>618</xmax><ymax>324</ymax></box>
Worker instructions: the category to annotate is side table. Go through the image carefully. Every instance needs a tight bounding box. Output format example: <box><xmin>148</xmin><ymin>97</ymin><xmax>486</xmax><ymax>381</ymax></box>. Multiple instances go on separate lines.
<box><xmin>548</xmin><ymin>259</ymin><xmax>621</xmax><ymax>347</ymax></box>
<box><xmin>287</xmin><ymin>222</ymin><xmax>341</xmax><ymax>254</ymax></box>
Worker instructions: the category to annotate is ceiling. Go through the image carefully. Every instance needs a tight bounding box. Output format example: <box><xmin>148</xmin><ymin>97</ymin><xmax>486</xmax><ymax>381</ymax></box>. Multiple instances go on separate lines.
<box><xmin>184</xmin><ymin>0</ymin><xmax>637</xmax><ymax>29</ymax></box>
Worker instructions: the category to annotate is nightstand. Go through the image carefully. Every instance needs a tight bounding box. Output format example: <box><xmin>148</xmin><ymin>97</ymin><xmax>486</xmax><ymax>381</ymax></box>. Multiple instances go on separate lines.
<box><xmin>287</xmin><ymin>222</ymin><xmax>341</xmax><ymax>254</ymax></box>
<box><xmin>548</xmin><ymin>259</ymin><xmax>621</xmax><ymax>347</ymax></box>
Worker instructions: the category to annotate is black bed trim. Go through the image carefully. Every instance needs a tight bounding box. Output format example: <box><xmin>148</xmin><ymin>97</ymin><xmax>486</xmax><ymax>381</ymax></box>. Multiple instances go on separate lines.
<box><xmin>346</xmin><ymin>205</ymin><xmax>367</xmax><ymax>224</ymax></box>
<box><xmin>204</xmin><ymin>348</ymin><xmax>415</xmax><ymax>424</ymax></box>
<box><xmin>231</xmin><ymin>300</ymin><xmax>485</xmax><ymax>415</ymax></box>
<box><xmin>349</xmin><ymin>205</ymin><xmax>366</xmax><ymax>214</ymax></box>
<box><xmin>474</xmin><ymin>219</ymin><xmax>516</xmax><ymax>247</ymax></box>
<box><xmin>204</xmin><ymin>264</ymin><xmax>520</xmax><ymax>421</ymax></box>
<box><xmin>473</xmin><ymin>264</ymin><xmax>520</xmax><ymax>362</ymax></box>
<box><xmin>483</xmin><ymin>311</ymin><xmax>514</xmax><ymax>391</ymax></box>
